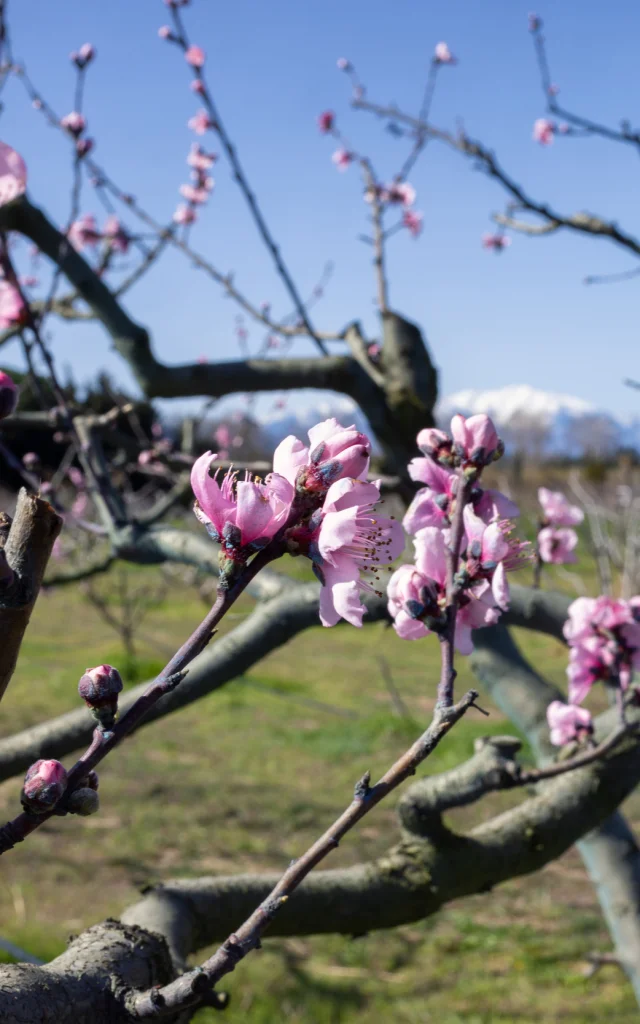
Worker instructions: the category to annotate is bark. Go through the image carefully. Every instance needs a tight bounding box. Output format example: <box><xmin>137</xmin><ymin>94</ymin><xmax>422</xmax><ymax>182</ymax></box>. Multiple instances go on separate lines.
<box><xmin>471</xmin><ymin>623</ymin><xmax>640</xmax><ymax>1002</ymax></box>
<box><xmin>0</xmin><ymin>489</ymin><xmax>62</xmax><ymax>702</ymax></box>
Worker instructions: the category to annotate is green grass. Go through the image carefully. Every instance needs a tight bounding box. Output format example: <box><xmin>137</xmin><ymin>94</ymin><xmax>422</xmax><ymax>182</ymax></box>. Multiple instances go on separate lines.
<box><xmin>0</xmin><ymin>561</ymin><xmax>638</xmax><ymax>1022</ymax></box>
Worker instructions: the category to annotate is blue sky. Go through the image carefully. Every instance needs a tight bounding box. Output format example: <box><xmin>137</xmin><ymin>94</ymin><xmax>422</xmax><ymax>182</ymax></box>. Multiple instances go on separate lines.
<box><xmin>1</xmin><ymin>0</ymin><xmax>640</xmax><ymax>419</ymax></box>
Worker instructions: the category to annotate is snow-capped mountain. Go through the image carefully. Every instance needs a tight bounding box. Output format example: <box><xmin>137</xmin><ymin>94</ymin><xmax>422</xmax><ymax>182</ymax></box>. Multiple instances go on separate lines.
<box><xmin>203</xmin><ymin>384</ymin><xmax>640</xmax><ymax>458</ymax></box>
<box><xmin>437</xmin><ymin>385</ymin><xmax>595</xmax><ymax>427</ymax></box>
<box><xmin>437</xmin><ymin>385</ymin><xmax>640</xmax><ymax>457</ymax></box>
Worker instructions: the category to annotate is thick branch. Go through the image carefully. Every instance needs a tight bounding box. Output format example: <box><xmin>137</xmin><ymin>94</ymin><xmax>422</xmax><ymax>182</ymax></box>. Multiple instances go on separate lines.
<box><xmin>0</xmin><ymin>196</ymin><xmax>363</xmax><ymax>401</ymax></box>
<box><xmin>0</xmin><ymin>489</ymin><xmax>62</xmax><ymax>701</ymax></box>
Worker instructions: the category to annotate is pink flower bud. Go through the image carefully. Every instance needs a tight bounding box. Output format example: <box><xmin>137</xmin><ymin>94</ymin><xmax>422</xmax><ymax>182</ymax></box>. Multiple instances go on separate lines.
<box><xmin>331</xmin><ymin>148</ymin><xmax>352</xmax><ymax>171</ymax></box>
<box><xmin>434</xmin><ymin>42</ymin><xmax>456</xmax><ymax>64</ymax></box>
<box><xmin>76</xmin><ymin>138</ymin><xmax>94</xmax><ymax>158</ymax></box>
<box><xmin>546</xmin><ymin>701</ymin><xmax>592</xmax><ymax>747</ymax></box>
<box><xmin>532</xmin><ymin>118</ymin><xmax>555</xmax><ymax>145</ymax></box>
<box><xmin>191</xmin><ymin>78</ymin><xmax>205</xmax><ymax>94</ymax></box>
<box><xmin>451</xmin><ymin>414</ymin><xmax>503</xmax><ymax>468</ymax></box>
<box><xmin>416</xmin><ymin>427</ymin><xmax>453</xmax><ymax>461</ymax></box>
<box><xmin>337</xmin><ymin>58</ymin><xmax>351</xmax><ymax>71</ymax></box>
<box><xmin>317</xmin><ymin>110</ymin><xmax>335</xmax><ymax>134</ymax></box>
<box><xmin>78</xmin><ymin>664</ymin><xmax>123</xmax><ymax>730</ymax></box>
<box><xmin>0</xmin><ymin>370</ymin><xmax>18</xmax><ymax>420</ymax></box>
<box><xmin>158</xmin><ymin>26</ymin><xmax>172</xmax><ymax>40</ymax></box>
<box><xmin>21</xmin><ymin>759</ymin><xmax>67</xmax><ymax>814</ymax></box>
<box><xmin>22</xmin><ymin>451</ymin><xmax>39</xmax><ymax>469</ymax></box>
<box><xmin>403</xmin><ymin>210</ymin><xmax>423</xmax><ymax>237</ymax></box>
<box><xmin>185</xmin><ymin>45</ymin><xmax>205</xmax><ymax>68</ymax></box>
<box><xmin>60</xmin><ymin>111</ymin><xmax>86</xmax><ymax>137</ymax></box>
<box><xmin>78</xmin><ymin>43</ymin><xmax>95</xmax><ymax>63</ymax></box>
<box><xmin>173</xmin><ymin>202</ymin><xmax>197</xmax><ymax>225</ymax></box>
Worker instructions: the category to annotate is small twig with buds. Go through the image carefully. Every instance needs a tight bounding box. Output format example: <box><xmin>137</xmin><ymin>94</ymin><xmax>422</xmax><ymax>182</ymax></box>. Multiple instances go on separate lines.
<box><xmin>167</xmin><ymin>6</ymin><xmax>330</xmax><ymax>356</ymax></box>
<box><xmin>130</xmin><ymin>688</ymin><xmax>482</xmax><ymax>1018</ymax></box>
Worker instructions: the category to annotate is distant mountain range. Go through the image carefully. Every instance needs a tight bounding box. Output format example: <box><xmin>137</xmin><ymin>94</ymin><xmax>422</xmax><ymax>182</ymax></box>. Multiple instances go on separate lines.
<box><xmin>257</xmin><ymin>385</ymin><xmax>640</xmax><ymax>458</ymax></box>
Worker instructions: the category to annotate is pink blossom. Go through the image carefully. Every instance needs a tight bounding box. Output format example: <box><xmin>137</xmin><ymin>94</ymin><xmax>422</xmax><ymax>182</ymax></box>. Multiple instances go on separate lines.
<box><xmin>386</xmin><ymin>182</ymin><xmax>416</xmax><ymax>207</ymax></box>
<box><xmin>158</xmin><ymin>26</ymin><xmax>173</xmax><ymax>40</ymax></box>
<box><xmin>538</xmin><ymin>487</ymin><xmax>584</xmax><ymax>527</ymax></box>
<box><xmin>191</xmin><ymin>451</ymin><xmax>294</xmax><ymax>555</ymax></box>
<box><xmin>482</xmin><ymin>233</ymin><xmax>511</xmax><ymax>251</ymax></box>
<box><xmin>76</xmin><ymin>138</ymin><xmax>94</xmax><ymax>158</ymax></box>
<box><xmin>0</xmin><ymin>141</ymin><xmax>27</xmax><ymax>206</ymax></box>
<box><xmin>103</xmin><ymin>215</ymin><xmax>129</xmax><ymax>253</ymax></box>
<box><xmin>404</xmin><ymin>451</ymin><xmax>519</xmax><ymax>534</ymax></box>
<box><xmin>188</xmin><ymin>143</ymin><xmax>216</xmax><ymax>171</ymax></box>
<box><xmin>537</xmin><ymin>526</ymin><xmax>578</xmax><ymax>564</ymax></box>
<box><xmin>173</xmin><ymin>203</ymin><xmax>197</xmax><ymax>225</ymax></box>
<box><xmin>0</xmin><ymin>281</ymin><xmax>27</xmax><ymax>329</ymax></box>
<box><xmin>533</xmin><ymin>118</ymin><xmax>555</xmax><ymax>145</ymax></box>
<box><xmin>60</xmin><ymin>111</ymin><xmax>86</xmax><ymax>136</ymax></box>
<box><xmin>67</xmin><ymin>214</ymin><xmax>101</xmax><ymax>250</ymax></box>
<box><xmin>317</xmin><ymin>110</ymin><xmax>335</xmax><ymax>134</ymax></box>
<box><xmin>185</xmin><ymin>45</ymin><xmax>206</xmax><ymax>68</ymax></box>
<box><xmin>71</xmin><ymin>43</ymin><xmax>95</xmax><ymax>67</ymax></box>
<box><xmin>403</xmin><ymin>210</ymin><xmax>423</xmax><ymax>237</ymax></box>
<box><xmin>546</xmin><ymin>701</ymin><xmax>592</xmax><ymax>747</ymax></box>
<box><xmin>451</xmin><ymin>413</ymin><xmax>503</xmax><ymax>467</ymax></box>
<box><xmin>337</xmin><ymin>58</ymin><xmax>351</xmax><ymax>71</ymax></box>
<box><xmin>188</xmin><ymin>109</ymin><xmax>214</xmax><ymax>135</ymax></box>
<box><xmin>462</xmin><ymin>506</ymin><xmax>530</xmax><ymax>610</ymax></box>
<box><xmin>179</xmin><ymin>183</ymin><xmax>212</xmax><ymax>204</ymax></box>
<box><xmin>214</xmin><ymin>424</ymin><xmax>231</xmax><ymax>449</ymax></box>
<box><xmin>332</xmin><ymin>148</ymin><xmax>352</xmax><ymax>171</ymax></box>
<box><xmin>564</xmin><ymin>595</ymin><xmax>640</xmax><ymax>701</ymax></box>
<box><xmin>0</xmin><ymin>370</ymin><xmax>18</xmax><ymax>420</ymax></box>
<box><xmin>434</xmin><ymin>42</ymin><xmax>456</xmax><ymax>64</ymax></box>
<box><xmin>548</xmin><ymin>83</ymin><xmax>560</xmax><ymax>97</ymax></box>
<box><xmin>191</xmin><ymin>79</ymin><xmax>206</xmax><ymax>95</ymax></box>
<box><xmin>389</xmin><ymin>527</ymin><xmax>501</xmax><ymax>652</ymax></box>
<box><xmin>273</xmin><ymin>418</ymin><xmax>371</xmax><ymax>493</ymax></box>
<box><xmin>289</xmin><ymin>477</ymin><xmax>403</xmax><ymax>627</ymax></box>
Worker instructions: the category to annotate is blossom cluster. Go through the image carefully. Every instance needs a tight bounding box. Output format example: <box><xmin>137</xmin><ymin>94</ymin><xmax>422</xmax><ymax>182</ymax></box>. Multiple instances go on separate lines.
<box><xmin>316</xmin><ymin>106</ymin><xmax>424</xmax><ymax>238</ymax></box>
<box><xmin>387</xmin><ymin>414</ymin><xmax>529</xmax><ymax>653</ymax></box>
<box><xmin>536</xmin><ymin>487</ymin><xmax>583</xmax><ymax>564</ymax></box>
<box><xmin>173</xmin><ymin>143</ymin><xmax>217</xmax><ymax>226</ymax></box>
<box><xmin>67</xmin><ymin>214</ymin><xmax>130</xmax><ymax>254</ymax></box>
<box><xmin>546</xmin><ymin>594</ymin><xmax>640</xmax><ymax>747</ymax></box>
<box><xmin>191</xmin><ymin>417</ymin><xmax>403</xmax><ymax>624</ymax></box>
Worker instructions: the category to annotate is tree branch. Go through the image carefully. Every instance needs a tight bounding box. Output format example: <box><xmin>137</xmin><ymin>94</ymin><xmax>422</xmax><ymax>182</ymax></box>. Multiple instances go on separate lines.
<box><xmin>353</xmin><ymin>99</ymin><xmax>640</xmax><ymax>259</ymax></box>
<box><xmin>0</xmin><ymin>489</ymin><xmax>62</xmax><ymax>702</ymax></box>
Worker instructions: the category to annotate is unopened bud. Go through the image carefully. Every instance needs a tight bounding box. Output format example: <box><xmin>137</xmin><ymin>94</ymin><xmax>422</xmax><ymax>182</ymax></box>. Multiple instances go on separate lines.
<box><xmin>0</xmin><ymin>371</ymin><xmax>18</xmax><ymax>420</ymax></box>
<box><xmin>78</xmin><ymin>664</ymin><xmax>123</xmax><ymax>730</ymax></box>
<box><xmin>67</xmin><ymin>786</ymin><xmax>100</xmax><ymax>816</ymax></box>
<box><xmin>76</xmin><ymin>138</ymin><xmax>94</xmax><ymax>158</ymax></box>
<box><xmin>21</xmin><ymin>759</ymin><xmax>67</xmax><ymax>814</ymax></box>
<box><xmin>416</xmin><ymin>427</ymin><xmax>455</xmax><ymax>466</ymax></box>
